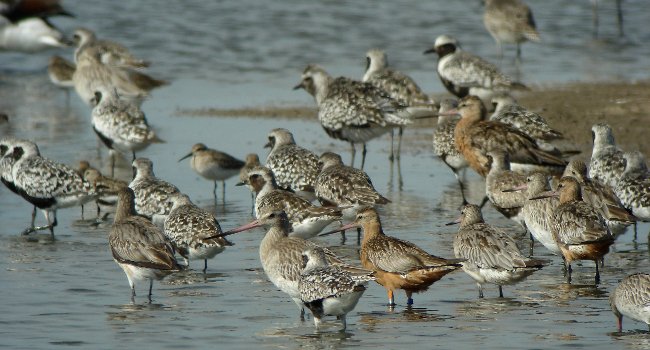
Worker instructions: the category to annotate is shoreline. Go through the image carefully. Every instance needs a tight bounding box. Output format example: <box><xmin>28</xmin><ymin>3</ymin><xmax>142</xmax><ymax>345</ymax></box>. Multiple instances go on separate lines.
<box><xmin>177</xmin><ymin>79</ymin><xmax>650</xmax><ymax>156</ymax></box>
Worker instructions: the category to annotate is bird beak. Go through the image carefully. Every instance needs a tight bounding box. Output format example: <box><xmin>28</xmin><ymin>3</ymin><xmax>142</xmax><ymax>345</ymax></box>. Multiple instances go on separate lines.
<box><xmin>293</xmin><ymin>81</ymin><xmax>304</xmax><ymax>90</ymax></box>
<box><xmin>178</xmin><ymin>152</ymin><xmax>193</xmax><ymax>162</ymax></box>
<box><xmin>445</xmin><ymin>216</ymin><xmax>461</xmax><ymax>226</ymax></box>
<box><xmin>235</xmin><ymin>181</ymin><xmax>247</xmax><ymax>187</ymax></box>
<box><xmin>318</xmin><ymin>221</ymin><xmax>359</xmax><ymax>237</ymax></box>
<box><xmin>423</xmin><ymin>47</ymin><xmax>436</xmax><ymax>55</ymax></box>
<box><xmin>208</xmin><ymin>218</ymin><xmax>263</xmax><ymax>239</ymax></box>
<box><xmin>438</xmin><ymin>108</ymin><xmax>460</xmax><ymax>116</ymax></box>
<box><xmin>502</xmin><ymin>184</ymin><xmax>528</xmax><ymax>193</ymax></box>
<box><xmin>529</xmin><ymin>190</ymin><xmax>558</xmax><ymax>200</ymax></box>
<box><xmin>264</xmin><ymin>141</ymin><xmax>272</xmax><ymax>148</ymax></box>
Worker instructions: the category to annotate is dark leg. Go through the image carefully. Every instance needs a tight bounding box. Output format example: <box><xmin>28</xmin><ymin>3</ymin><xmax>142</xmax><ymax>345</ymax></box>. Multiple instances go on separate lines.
<box><xmin>81</xmin><ymin>204</ymin><xmax>85</xmax><ymax>220</ymax></box>
<box><xmin>148</xmin><ymin>280</ymin><xmax>153</xmax><ymax>303</ymax></box>
<box><xmin>477</xmin><ymin>283</ymin><xmax>484</xmax><ymax>299</ymax></box>
<box><xmin>567</xmin><ymin>263</ymin><xmax>572</xmax><ymax>284</ymax></box>
<box><xmin>529</xmin><ymin>232</ymin><xmax>535</xmax><ymax>257</ymax></box>
<box><xmin>396</xmin><ymin>151</ymin><xmax>404</xmax><ymax>190</ymax></box>
<box><xmin>31</xmin><ymin>206</ymin><xmax>36</xmax><ymax>227</ymax></box>
<box><xmin>445</xmin><ymin>161</ymin><xmax>467</xmax><ymax>205</ymax></box>
<box><xmin>360</xmin><ymin>143</ymin><xmax>367</xmax><ymax>170</ymax></box>
<box><xmin>634</xmin><ymin>221</ymin><xmax>638</xmax><ymax>241</ymax></box>
<box><xmin>498</xmin><ymin>285</ymin><xmax>504</xmax><ymax>298</ymax></box>
<box><xmin>350</xmin><ymin>142</ymin><xmax>356</xmax><ymax>167</ymax></box>
<box><xmin>203</xmin><ymin>259</ymin><xmax>208</xmax><ymax>273</ymax></box>
<box><xmin>131</xmin><ymin>286</ymin><xmax>136</xmax><ymax>303</ymax></box>
<box><xmin>340</xmin><ymin>230</ymin><xmax>346</xmax><ymax>244</ymax></box>
<box><xmin>250</xmin><ymin>192</ymin><xmax>255</xmax><ymax>216</ymax></box>
<box><xmin>595</xmin><ymin>260</ymin><xmax>600</xmax><ymax>285</ymax></box>
<box><xmin>479</xmin><ymin>196</ymin><xmax>489</xmax><ymax>209</ymax></box>
<box><xmin>616</xmin><ymin>0</ymin><xmax>624</xmax><ymax>37</ymax></box>
<box><xmin>389</xmin><ymin>129</ymin><xmax>395</xmax><ymax>162</ymax></box>
<box><xmin>592</xmin><ymin>0</ymin><xmax>599</xmax><ymax>38</ymax></box>
<box><xmin>222</xmin><ymin>180</ymin><xmax>226</xmax><ymax>203</ymax></box>
<box><xmin>396</xmin><ymin>127</ymin><xmax>403</xmax><ymax>161</ymax></box>
<box><xmin>213</xmin><ymin>181</ymin><xmax>218</xmax><ymax>203</ymax></box>
<box><xmin>110</xmin><ymin>152</ymin><xmax>115</xmax><ymax>178</ymax></box>
<box><xmin>406</xmin><ymin>290</ymin><xmax>414</xmax><ymax>306</ymax></box>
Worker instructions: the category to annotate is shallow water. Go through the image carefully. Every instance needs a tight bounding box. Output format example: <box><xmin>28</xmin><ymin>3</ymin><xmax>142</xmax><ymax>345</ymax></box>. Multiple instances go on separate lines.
<box><xmin>1</xmin><ymin>1</ymin><xmax>650</xmax><ymax>349</ymax></box>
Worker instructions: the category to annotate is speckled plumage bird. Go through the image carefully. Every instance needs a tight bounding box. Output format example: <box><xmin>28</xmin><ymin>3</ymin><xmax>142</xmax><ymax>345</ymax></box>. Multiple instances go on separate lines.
<box><xmin>315</xmin><ymin>152</ymin><xmax>389</xmax><ymax>220</ymax></box>
<box><xmin>242</xmin><ymin>166</ymin><xmax>342</xmax><ymax>239</ymax></box>
<box><xmin>239</xmin><ymin>153</ymin><xmax>261</xmax><ymax>213</ymax></box>
<box><xmin>163</xmin><ymin>193</ymin><xmax>233</xmax><ymax>272</ymax></box>
<box><xmin>129</xmin><ymin>158</ymin><xmax>183</xmax><ymax>227</ymax></box>
<box><xmin>91</xmin><ymin>89</ymin><xmax>162</xmax><ymax>176</ymax></box>
<box><xmin>8</xmin><ymin>140</ymin><xmax>96</xmax><ymax>236</ymax></box>
<box><xmin>483</xmin><ymin>0</ymin><xmax>540</xmax><ymax>59</ymax></box>
<box><xmin>178</xmin><ymin>143</ymin><xmax>244</xmax><ymax>202</ymax></box>
<box><xmin>433</xmin><ymin>99</ymin><xmax>469</xmax><ymax>203</ymax></box>
<box><xmin>334</xmin><ymin>207</ymin><xmax>462</xmax><ymax>306</ymax></box>
<box><xmin>363</xmin><ymin>48</ymin><xmax>436</xmax><ymax>160</ymax></box>
<box><xmin>216</xmin><ymin>211</ymin><xmax>369</xmax><ymax>318</ymax></box>
<box><xmin>589</xmin><ymin>123</ymin><xmax>625</xmax><ymax>189</ymax></box>
<box><xmin>109</xmin><ymin>187</ymin><xmax>181</xmax><ymax>302</ymax></box>
<box><xmin>449</xmin><ymin>204</ymin><xmax>546</xmax><ymax>298</ymax></box>
<box><xmin>451</xmin><ymin>95</ymin><xmax>566</xmax><ymax>177</ymax></box>
<box><xmin>424</xmin><ymin>35</ymin><xmax>526</xmax><ymax>101</ymax></box>
<box><xmin>490</xmin><ymin>94</ymin><xmax>563</xmax><ymax>142</ymax></box>
<box><xmin>264</xmin><ymin>128</ymin><xmax>320</xmax><ymax>201</ymax></box>
<box><xmin>1</xmin><ymin>138</ymin><xmax>37</xmax><ymax>227</ymax></box>
<box><xmin>73</xmin><ymin>27</ymin><xmax>149</xmax><ymax>69</ymax></box>
<box><xmin>615</xmin><ymin>151</ymin><xmax>650</xmax><ymax>221</ymax></box>
<box><xmin>47</xmin><ymin>55</ymin><xmax>75</xmax><ymax>89</ymax></box>
<box><xmin>299</xmin><ymin>247</ymin><xmax>374</xmax><ymax>330</ymax></box>
<box><xmin>534</xmin><ymin>177</ymin><xmax>614</xmax><ymax>284</ymax></box>
<box><xmin>610</xmin><ymin>273</ymin><xmax>650</xmax><ymax>332</ymax></box>
<box><xmin>294</xmin><ymin>64</ymin><xmax>413</xmax><ymax>169</ymax></box>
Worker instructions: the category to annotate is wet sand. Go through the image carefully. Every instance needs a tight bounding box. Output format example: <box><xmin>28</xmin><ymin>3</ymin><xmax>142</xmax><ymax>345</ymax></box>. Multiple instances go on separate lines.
<box><xmin>178</xmin><ymin>80</ymin><xmax>650</xmax><ymax>156</ymax></box>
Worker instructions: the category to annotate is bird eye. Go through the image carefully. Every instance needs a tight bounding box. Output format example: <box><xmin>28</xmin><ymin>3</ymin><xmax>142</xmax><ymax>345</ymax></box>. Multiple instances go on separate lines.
<box><xmin>269</xmin><ymin>213</ymin><xmax>276</xmax><ymax>218</ymax></box>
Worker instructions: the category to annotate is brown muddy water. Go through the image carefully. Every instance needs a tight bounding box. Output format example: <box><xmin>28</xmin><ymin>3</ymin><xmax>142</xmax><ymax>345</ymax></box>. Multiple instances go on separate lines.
<box><xmin>1</xmin><ymin>1</ymin><xmax>650</xmax><ymax>349</ymax></box>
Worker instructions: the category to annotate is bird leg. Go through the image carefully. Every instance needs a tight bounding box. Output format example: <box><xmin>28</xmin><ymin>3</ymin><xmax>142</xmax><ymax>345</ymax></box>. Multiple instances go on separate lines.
<box><xmin>592</xmin><ymin>0</ymin><xmax>599</xmax><ymax>38</ymax></box>
<box><xmin>360</xmin><ymin>143</ymin><xmax>367</xmax><ymax>170</ymax></box>
<box><xmin>477</xmin><ymin>283</ymin><xmax>484</xmax><ymax>298</ymax></box>
<box><xmin>148</xmin><ymin>279</ymin><xmax>153</xmax><ymax>303</ymax></box>
<box><xmin>566</xmin><ymin>263</ymin><xmax>572</xmax><ymax>284</ymax></box>
<box><xmin>339</xmin><ymin>315</ymin><xmax>347</xmax><ymax>331</ymax></box>
<box><xmin>387</xmin><ymin>289</ymin><xmax>396</xmax><ymax>306</ymax></box>
<box><xmin>594</xmin><ymin>260</ymin><xmax>600</xmax><ymax>285</ymax></box>
<box><xmin>357</xmin><ymin>227</ymin><xmax>361</xmax><ymax>245</ymax></box>
<box><xmin>203</xmin><ymin>259</ymin><xmax>208</xmax><ymax>273</ymax></box>
<box><xmin>479</xmin><ymin>196</ymin><xmax>489</xmax><ymax>209</ymax></box>
<box><xmin>389</xmin><ymin>129</ymin><xmax>395</xmax><ymax>162</ymax></box>
<box><xmin>221</xmin><ymin>180</ymin><xmax>226</xmax><ymax>204</ymax></box>
<box><xmin>405</xmin><ymin>291</ymin><xmax>414</xmax><ymax>306</ymax></box>
<box><xmin>397</xmin><ymin>127</ymin><xmax>403</xmax><ymax>161</ymax></box>
<box><xmin>349</xmin><ymin>142</ymin><xmax>356</xmax><ymax>167</ymax></box>
<box><xmin>498</xmin><ymin>285</ymin><xmax>504</xmax><ymax>298</ymax></box>
<box><xmin>616</xmin><ymin>0</ymin><xmax>624</xmax><ymax>37</ymax></box>
<box><xmin>30</xmin><ymin>206</ymin><xmax>36</xmax><ymax>227</ymax></box>
<box><xmin>213</xmin><ymin>181</ymin><xmax>218</xmax><ymax>203</ymax></box>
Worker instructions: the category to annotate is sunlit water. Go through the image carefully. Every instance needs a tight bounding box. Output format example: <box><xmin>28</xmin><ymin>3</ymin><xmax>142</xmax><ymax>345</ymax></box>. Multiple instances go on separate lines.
<box><xmin>1</xmin><ymin>1</ymin><xmax>650</xmax><ymax>349</ymax></box>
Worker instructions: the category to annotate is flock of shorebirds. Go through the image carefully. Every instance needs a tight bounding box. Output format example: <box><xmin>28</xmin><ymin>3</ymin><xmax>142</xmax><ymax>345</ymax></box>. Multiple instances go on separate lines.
<box><xmin>1</xmin><ymin>0</ymin><xmax>648</xmax><ymax>334</ymax></box>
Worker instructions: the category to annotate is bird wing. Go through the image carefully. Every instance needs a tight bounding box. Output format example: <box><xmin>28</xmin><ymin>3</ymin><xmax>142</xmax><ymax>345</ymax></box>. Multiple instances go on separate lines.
<box><xmin>453</xmin><ymin>223</ymin><xmax>527</xmax><ymax>270</ymax></box>
<box><xmin>110</xmin><ymin>217</ymin><xmax>179</xmax><ymax>270</ymax></box>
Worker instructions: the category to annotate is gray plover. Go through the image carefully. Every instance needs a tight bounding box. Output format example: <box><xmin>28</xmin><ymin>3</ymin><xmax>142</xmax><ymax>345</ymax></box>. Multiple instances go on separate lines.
<box><xmin>179</xmin><ymin>143</ymin><xmax>244</xmax><ymax>202</ymax></box>
<box><xmin>299</xmin><ymin>247</ymin><xmax>374</xmax><ymax>330</ymax></box>
<box><xmin>241</xmin><ymin>166</ymin><xmax>342</xmax><ymax>239</ymax></box>
<box><xmin>239</xmin><ymin>153</ymin><xmax>261</xmax><ymax>213</ymax></box>
<box><xmin>264</xmin><ymin>128</ymin><xmax>320</xmax><ymax>201</ymax></box>
<box><xmin>450</xmin><ymin>95</ymin><xmax>566</xmax><ymax>177</ymax></box>
<box><xmin>129</xmin><ymin>158</ymin><xmax>183</xmax><ymax>227</ymax></box>
<box><xmin>433</xmin><ymin>99</ymin><xmax>469</xmax><ymax>203</ymax></box>
<box><xmin>504</xmin><ymin>172</ymin><xmax>560</xmax><ymax>255</ymax></box>
<box><xmin>315</xmin><ymin>152</ymin><xmax>389</xmax><ymax>220</ymax></box>
<box><xmin>424</xmin><ymin>35</ymin><xmax>526</xmax><ymax>101</ymax></box>
<box><xmin>448</xmin><ymin>204</ymin><xmax>546</xmax><ymax>298</ymax></box>
<box><xmin>294</xmin><ymin>64</ymin><xmax>412</xmax><ymax>169</ymax></box>
<box><xmin>331</xmin><ymin>207</ymin><xmax>462</xmax><ymax>306</ymax></box>
<box><xmin>163</xmin><ymin>193</ymin><xmax>233</xmax><ymax>272</ymax></box>
<box><xmin>8</xmin><ymin>140</ymin><xmax>96</xmax><ymax>236</ymax></box>
<box><xmin>73</xmin><ymin>27</ymin><xmax>149</xmax><ymax>69</ymax></box>
<box><xmin>532</xmin><ymin>177</ymin><xmax>614</xmax><ymax>284</ymax></box>
<box><xmin>73</xmin><ymin>46</ymin><xmax>149</xmax><ymax>106</ymax></box>
<box><xmin>363</xmin><ymin>48</ymin><xmax>436</xmax><ymax>160</ymax></box>
<box><xmin>483</xmin><ymin>0</ymin><xmax>540</xmax><ymax>59</ymax></box>
<box><xmin>91</xmin><ymin>89</ymin><xmax>162</xmax><ymax>176</ymax></box>
<box><xmin>563</xmin><ymin>159</ymin><xmax>634</xmax><ymax>235</ymax></box>
<box><xmin>1</xmin><ymin>138</ymin><xmax>37</xmax><ymax>227</ymax></box>
<box><xmin>610</xmin><ymin>273</ymin><xmax>650</xmax><ymax>332</ymax></box>
<box><xmin>216</xmin><ymin>211</ymin><xmax>366</xmax><ymax>318</ymax></box>
<box><xmin>589</xmin><ymin>123</ymin><xmax>625</xmax><ymax>189</ymax></box>
<box><xmin>109</xmin><ymin>187</ymin><xmax>181</xmax><ymax>302</ymax></box>
<box><xmin>490</xmin><ymin>94</ymin><xmax>563</xmax><ymax>142</ymax></box>
<box><xmin>615</xmin><ymin>151</ymin><xmax>650</xmax><ymax>222</ymax></box>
